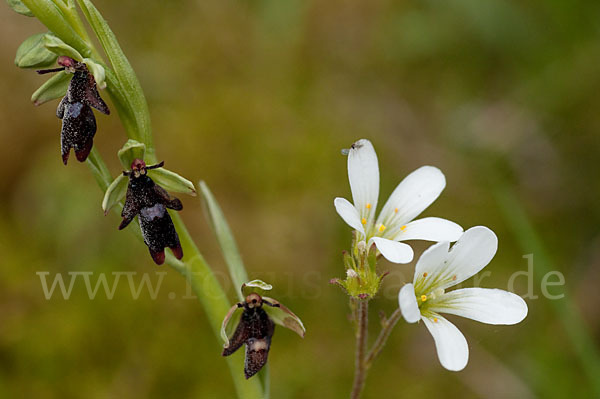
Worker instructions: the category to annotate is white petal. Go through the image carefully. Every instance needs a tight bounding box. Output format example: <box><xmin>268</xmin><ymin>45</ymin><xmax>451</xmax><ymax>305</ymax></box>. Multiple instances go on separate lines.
<box><xmin>413</xmin><ymin>241</ymin><xmax>450</xmax><ymax>286</ymax></box>
<box><xmin>369</xmin><ymin>237</ymin><xmax>414</xmax><ymax>264</ymax></box>
<box><xmin>443</xmin><ymin>226</ymin><xmax>498</xmax><ymax>288</ymax></box>
<box><xmin>422</xmin><ymin>314</ymin><xmax>469</xmax><ymax>371</ymax></box>
<box><xmin>430</xmin><ymin>288</ymin><xmax>528</xmax><ymax>325</ymax></box>
<box><xmin>377</xmin><ymin>166</ymin><xmax>446</xmax><ymax>228</ymax></box>
<box><xmin>398</xmin><ymin>284</ymin><xmax>420</xmax><ymax>323</ymax></box>
<box><xmin>413</xmin><ymin>227</ymin><xmax>497</xmax><ymax>293</ymax></box>
<box><xmin>347</xmin><ymin>139</ymin><xmax>379</xmax><ymax>225</ymax></box>
<box><xmin>334</xmin><ymin>197</ymin><xmax>365</xmax><ymax>236</ymax></box>
<box><xmin>392</xmin><ymin>217</ymin><xmax>463</xmax><ymax>242</ymax></box>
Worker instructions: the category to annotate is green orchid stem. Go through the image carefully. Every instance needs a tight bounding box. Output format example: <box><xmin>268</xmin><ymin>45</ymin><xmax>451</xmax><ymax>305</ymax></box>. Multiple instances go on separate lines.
<box><xmin>364</xmin><ymin>309</ymin><xmax>402</xmax><ymax>367</ymax></box>
<box><xmin>350</xmin><ymin>299</ymin><xmax>369</xmax><ymax>399</ymax></box>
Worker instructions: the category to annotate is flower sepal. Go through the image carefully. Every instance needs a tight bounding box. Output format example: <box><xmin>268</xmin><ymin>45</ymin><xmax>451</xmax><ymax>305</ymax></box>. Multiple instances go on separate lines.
<box><xmin>332</xmin><ymin>246</ymin><xmax>386</xmax><ymax>300</ymax></box>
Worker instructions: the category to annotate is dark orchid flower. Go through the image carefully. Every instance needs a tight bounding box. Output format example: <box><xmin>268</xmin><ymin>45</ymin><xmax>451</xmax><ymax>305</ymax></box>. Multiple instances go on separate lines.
<box><xmin>119</xmin><ymin>159</ymin><xmax>183</xmax><ymax>265</ymax></box>
<box><xmin>222</xmin><ymin>293</ymin><xmax>277</xmax><ymax>379</ymax></box>
<box><xmin>221</xmin><ymin>281</ymin><xmax>305</xmax><ymax>379</ymax></box>
<box><xmin>37</xmin><ymin>56</ymin><xmax>109</xmax><ymax>164</ymax></box>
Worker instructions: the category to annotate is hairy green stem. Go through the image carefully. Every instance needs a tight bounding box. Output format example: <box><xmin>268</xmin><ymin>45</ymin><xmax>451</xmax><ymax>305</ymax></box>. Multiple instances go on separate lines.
<box><xmin>350</xmin><ymin>299</ymin><xmax>368</xmax><ymax>399</ymax></box>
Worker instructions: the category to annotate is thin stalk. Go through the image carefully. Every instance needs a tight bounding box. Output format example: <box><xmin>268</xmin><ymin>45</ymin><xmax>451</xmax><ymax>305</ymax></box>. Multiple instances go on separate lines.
<box><xmin>350</xmin><ymin>299</ymin><xmax>369</xmax><ymax>399</ymax></box>
<box><xmin>365</xmin><ymin>309</ymin><xmax>401</xmax><ymax>367</ymax></box>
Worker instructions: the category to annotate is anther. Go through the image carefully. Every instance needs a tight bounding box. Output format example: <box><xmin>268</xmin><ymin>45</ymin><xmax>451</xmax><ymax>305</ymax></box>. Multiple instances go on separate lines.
<box><xmin>420</xmin><ymin>295</ymin><xmax>427</xmax><ymax>302</ymax></box>
<box><xmin>366</xmin><ymin>203</ymin><xmax>372</xmax><ymax>209</ymax></box>
<box><xmin>423</xmin><ymin>272</ymin><xmax>428</xmax><ymax>278</ymax></box>
<box><xmin>361</xmin><ymin>218</ymin><xmax>367</xmax><ymax>225</ymax></box>
<box><xmin>378</xmin><ymin>224</ymin><xmax>386</xmax><ymax>232</ymax></box>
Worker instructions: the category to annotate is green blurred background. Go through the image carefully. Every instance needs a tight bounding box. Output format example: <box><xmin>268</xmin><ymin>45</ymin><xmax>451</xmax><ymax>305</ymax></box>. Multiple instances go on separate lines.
<box><xmin>1</xmin><ymin>0</ymin><xmax>599</xmax><ymax>397</ymax></box>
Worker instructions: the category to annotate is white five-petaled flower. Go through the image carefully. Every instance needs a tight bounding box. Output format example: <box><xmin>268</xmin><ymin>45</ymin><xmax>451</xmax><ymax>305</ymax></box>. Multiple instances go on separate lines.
<box><xmin>334</xmin><ymin>139</ymin><xmax>464</xmax><ymax>264</ymax></box>
<box><xmin>398</xmin><ymin>226</ymin><xmax>528</xmax><ymax>371</ymax></box>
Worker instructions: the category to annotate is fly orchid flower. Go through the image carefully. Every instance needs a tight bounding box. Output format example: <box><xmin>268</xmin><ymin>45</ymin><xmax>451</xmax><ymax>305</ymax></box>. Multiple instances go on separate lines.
<box><xmin>334</xmin><ymin>139</ymin><xmax>463</xmax><ymax>264</ymax></box>
<box><xmin>398</xmin><ymin>226</ymin><xmax>528</xmax><ymax>371</ymax></box>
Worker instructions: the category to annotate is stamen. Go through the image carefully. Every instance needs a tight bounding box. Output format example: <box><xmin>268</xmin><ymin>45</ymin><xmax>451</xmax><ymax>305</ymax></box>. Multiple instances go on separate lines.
<box><xmin>378</xmin><ymin>224</ymin><xmax>386</xmax><ymax>232</ymax></box>
<box><xmin>420</xmin><ymin>295</ymin><xmax>427</xmax><ymax>302</ymax></box>
<box><xmin>394</xmin><ymin>208</ymin><xmax>399</xmax><ymax>213</ymax></box>
<box><xmin>400</xmin><ymin>225</ymin><xmax>407</xmax><ymax>231</ymax></box>
<box><xmin>361</xmin><ymin>218</ymin><xmax>367</xmax><ymax>225</ymax></box>
<box><xmin>452</xmin><ymin>275</ymin><xmax>457</xmax><ymax>281</ymax></box>
<box><xmin>423</xmin><ymin>272</ymin><xmax>428</xmax><ymax>278</ymax></box>
<box><xmin>434</xmin><ymin>318</ymin><xmax>438</xmax><ymax>323</ymax></box>
<box><xmin>366</xmin><ymin>203</ymin><xmax>372</xmax><ymax>209</ymax></box>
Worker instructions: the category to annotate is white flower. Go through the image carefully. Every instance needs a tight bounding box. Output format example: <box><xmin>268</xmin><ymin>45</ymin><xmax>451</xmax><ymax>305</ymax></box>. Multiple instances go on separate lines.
<box><xmin>334</xmin><ymin>139</ymin><xmax>463</xmax><ymax>264</ymax></box>
<box><xmin>398</xmin><ymin>226</ymin><xmax>528</xmax><ymax>371</ymax></box>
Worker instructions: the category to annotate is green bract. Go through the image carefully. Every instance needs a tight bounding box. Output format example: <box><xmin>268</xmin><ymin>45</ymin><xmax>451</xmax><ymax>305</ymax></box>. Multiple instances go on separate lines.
<box><xmin>15</xmin><ymin>33</ymin><xmax>57</xmax><ymax>68</ymax></box>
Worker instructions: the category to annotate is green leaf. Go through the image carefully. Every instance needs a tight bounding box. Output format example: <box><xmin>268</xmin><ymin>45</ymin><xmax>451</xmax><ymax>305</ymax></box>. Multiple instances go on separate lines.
<box><xmin>199</xmin><ymin>181</ymin><xmax>249</xmax><ymax>301</ymax></box>
<box><xmin>20</xmin><ymin>0</ymin><xmax>91</xmax><ymax>57</ymax></box>
<box><xmin>263</xmin><ymin>297</ymin><xmax>306</xmax><ymax>338</ymax></box>
<box><xmin>75</xmin><ymin>0</ymin><xmax>152</xmax><ymax>150</ymax></box>
<box><xmin>31</xmin><ymin>70</ymin><xmax>70</xmax><ymax>106</ymax></box>
<box><xmin>15</xmin><ymin>33</ymin><xmax>57</xmax><ymax>68</ymax></box>
<box><xmin>117</xmin><ymin>139</ymin><xmax>146</xmax><ymax>170</ymax></box>
<box><xmin>149</xmin><ymin>168</ymin><xmax>196</xmax><ymax>196</ymax></box>
<box><xmin>6</xmin><ymin>0</ymin><xmax>33</xmax><ymax>16</ymax></box>
<box><xmin>82</xmin><ymin>58</ymin><xmax>106</xmax><ymax>89</ymax></box>
<box><xmin>43</xmin><ymin>34</ymin><xmax>83</xmax><ymax>61</ymax></box>
<box><xmin>102</xmin><ymin>174</ymin><xmax>128</xmax><ymax>215</ymax></box>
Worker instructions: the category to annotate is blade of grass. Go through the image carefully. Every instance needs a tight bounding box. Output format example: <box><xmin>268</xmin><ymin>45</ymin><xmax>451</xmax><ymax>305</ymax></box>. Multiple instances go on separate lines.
<box><xmin>199</xmin><ymin>181</ymin><xmax>249</xmax><ymax>302</ymax></box>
